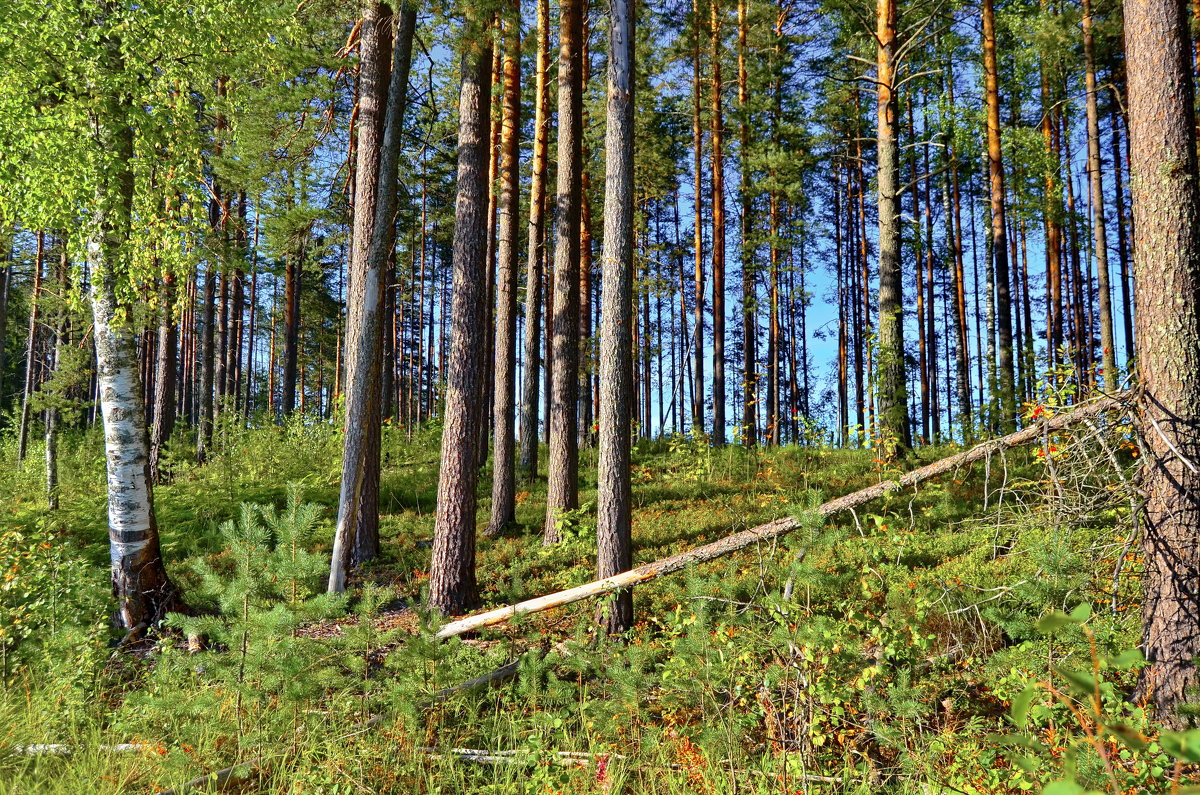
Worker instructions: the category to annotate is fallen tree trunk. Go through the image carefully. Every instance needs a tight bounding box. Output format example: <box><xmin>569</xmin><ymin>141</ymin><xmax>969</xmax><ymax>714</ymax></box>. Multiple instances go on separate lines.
<box><xmin>437</xmin><ymin>391</ymin><xmax>1133</xmax><ymax>639</ymax></box>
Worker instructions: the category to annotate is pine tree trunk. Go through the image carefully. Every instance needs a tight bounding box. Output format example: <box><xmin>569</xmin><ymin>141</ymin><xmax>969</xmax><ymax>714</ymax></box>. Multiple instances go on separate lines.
<box><xmin>1125</xmin><ymin>0</ymin><xmax>1200</xmax><ymax>726</ymax></box>
<box><xmin>945</xmin><ymin>66</ymin><xmax>972</xmax><ymax>441</ymax></box>
<box><xmin>1110</xmin><ymin>91</ymin><xmax>1135</xmax><ymax>363</ymax></box>
<box><xmin>150</xmin><ymin>272</ymin><xmax>178</xmax><ymax>484</ymax></box>
<box><xmin>692</xmin><ymin>0</ymin><xmax>706</xmax><ymax>436</ymax></box>
<box><xmin>596</xmin><ymin>0</ymin><xmax>635</xmax><ymax>634</ymax></box>
<box><xmin>874</xmin><ymin>0</ymin><xmax>910</xmax><ymax>455</ymax></box>
<box><xmin>1082</xmin><ymin>0</ymin><xmax>1117</xmax><ymax>390</ymax></box>
<box><xmin>737</xmin><ymin>0</ymin><xmax>755</xmax><ymax>447</ymax></box>
<box><xmin>488</xmin><ymin>0</ymin><xmax>523</xmax><ymax>537</ymax></box>
<box><xmin>1040</xmin><ymin>9</ymin><xmax>1064</xmax><ymax>370</ymax></box>
<box><xmin>330</xmin><ymin>2</ymin><xmax>415</xmax><ymax>592</ymax></box>
<box><xmin>709</xmin><ymin>0</ymin><xmax>726</xmax><ymax>447</ymax></box>
<box><xmin>544</xmin><ymin>0</ymin><xmax>584</xmax><ymax>543</ymax></box>
<box><xmin>982</xmin><ymin>0</ymin><xmax>1016</xmax><ymax>431</ymax></box>
<box><xmin>518</xmin><ymin>0</ymin><xmax>550</xmax><ymax>481</ymax></box>
<box><xmin>428</xmin><ymin>22</ymin><xmax>493</xmax><ymax>615</ymax></box>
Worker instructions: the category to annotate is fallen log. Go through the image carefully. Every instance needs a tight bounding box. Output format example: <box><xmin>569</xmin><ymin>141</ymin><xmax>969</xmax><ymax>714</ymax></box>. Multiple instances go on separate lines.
<box><xmin>436</xmin><ymin>391</ymin><xmax>1133</xmax><ymax>640</ymax></box>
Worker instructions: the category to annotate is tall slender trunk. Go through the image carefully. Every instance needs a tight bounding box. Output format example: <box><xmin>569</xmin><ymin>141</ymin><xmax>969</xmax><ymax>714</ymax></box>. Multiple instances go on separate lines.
<box><xmin>1042</xmin><ymin>30</ymin><xmax>1065</xmax><ymax>369</ymax></box>
<box><xmin>281</xmin><ymin>226</ymin><xmax>304</xmax><ymax>418</ymax></box>
<box><xmin>983</xmin><ymin>0</ymin><xmax>1016</xmax><ymax>431</ymax></box>
<box><xmin>488</xmin><ymin>0</ymin><xmax>522</xmax><ymax>537</ymax></box>
<box><xmin>150</xmin><ymin>271</ymin><xmax>179</xmax><ymax>484</ymax></box>
<box><xmin>330</xmin><ymin>2</ymin><xmax>415</xmax><ymax>591</ymax></box>
<box><xmin>429</xmin><ymin>21</ymin><xmax>494</xmax><ymax>615</ymax></box>
<box><xmin>544</xmin><ymin>0</ymin><xmax>584</xmax><ymax>543</ymax></box>
<box><xmin>0</xmin><ymin>239</ymin><xmax>11</xmax><ymax>414</ymax></box>
<box><xmin>45</xmin><ymin>251</ymin><xmax>67</xmax><ymax>511</ymax></box>
<box><xmin>737</xmin><ymin>0</ymin><xmax>754</xmax><ymax>446</ymax></box>
<box><xmin>910</xmin><ymin>102</ymin><xmax>929</xmax><ymax>444</ymax></box>
<box><xmin>709</xmin><ymin>0</ymin><xmax>726</xmax><ymax>446</ymax></box>
<box><xmin>518</xmin><ymin>0</ymin><xmax>550</xmax><ymax>480</ymax></box>
<box><xmin>479</xmin><ymin>43</ymin><xmax>502</xmax><ymax>470</ymax></box>
<box><xmin>1110</xmin><ymin>86</ymin><xmax>1135</xmax><ymax>363</ymax></box>
<box><xmin>579</xmin><ymin>10</ymin><xmax>594</xmax><ymax>449</ymax></box>
<box><xmin>1082</xmin><ymin>0</ymin><xmax>1117</xmax><ymax>390</ymax></box>
<box><xmin>17</xmin><ymin>231</ymin><xmax>44</xmax><ymax>463</ymax></box>
<box><xmin>88</xmin><ymin>53</ymin><xmax>181</xmax><ymax>632</ymax></box>
<box><xmin>922</xmin><ymin>100</ymin><xmax>940</xmax><ymax>441</ymax></box>
<box><xmin>946</xmin><ymin>65</ymin><xmax>972</xmax><ymax>440</ymax></box>
<box><xmin>874</xmin><ymin>0</ymin><xmax>910</xmax><ymax>454</ymax></box>
<box><xmin>835</xmin><ymin>163</ymin><xmax>848</xmax><ymax>445</ymax></box>
<box><xmin>692</xmin><ymin>0</ymin><xmax>706</xmax><ymax>435</ymax></box>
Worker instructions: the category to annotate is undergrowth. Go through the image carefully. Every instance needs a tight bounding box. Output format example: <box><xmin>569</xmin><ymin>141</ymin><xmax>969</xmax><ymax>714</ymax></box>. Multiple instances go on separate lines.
<box><xmin>0</xmin><ymin>410</ymin><xmax>1194</xmax><ymax>794</ymax></box>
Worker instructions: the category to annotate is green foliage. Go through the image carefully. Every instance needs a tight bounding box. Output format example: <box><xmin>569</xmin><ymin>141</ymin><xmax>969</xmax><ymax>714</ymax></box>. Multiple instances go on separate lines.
<box><xmin>0</xmin><ymin>410</ymin><xmax>1193</xmax><ymax>793</ymax></box>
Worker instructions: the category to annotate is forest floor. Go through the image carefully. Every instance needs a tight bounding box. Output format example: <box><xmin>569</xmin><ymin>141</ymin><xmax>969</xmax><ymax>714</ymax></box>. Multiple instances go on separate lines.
<box><xmin>0</xmin><ymin>413</ymin><xmax>1187</xmax><ymax>794</ymax></box>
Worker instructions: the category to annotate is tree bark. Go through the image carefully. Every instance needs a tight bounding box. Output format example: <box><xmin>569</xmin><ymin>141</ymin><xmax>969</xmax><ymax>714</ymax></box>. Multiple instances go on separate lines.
<box><xmin>874</xmin><ymin>0</ymin><xmax>911</xmax><ymax>455</ymax></box>
<box><xmin>982</xmin><ymin>0</ymin><xmax>1016</xmax><ymax>431</ymax></box>
<box><xmin>1124</xmin><ymin>0</ymin><xmax>1200</xmax><ymax>726</ymax></box>
<box><xmin>737</xmin><ymin>0</ymin><xmax>755</xmax><ymax>447</ymax></box>
<box><xmin>595</xmin><ymin>0</ymin><xmax>635</xmax><ymax>635</ymax></box>
<box><xmin>88</xmin><ymin>54</ymin><xmax>182</xmax><ymax>632</ymax></box>
<box><xmin>544</xmin><ymin>0</ymin><xmax>584</xmax><ymax>543</ymax></box>
<box><xmin>1082</xmin><ymin>0</ymin><xmax>1117</xmax><ymax>391</ymax></box>
<box><xmin>17</xmin><ymin>231</ymin><xmax>44</xmax><ymax>464</ymax></box>
<box><xmin>0</xmin><ymin>239</ymin><xmax>10</xmax><ymax>414</ymax></box>
<box><xmin>518</xmin><ymin>0</ymin><xmax>551</xmax><ymax>482</ymax></box>
<box><xmin>488</xmin><ymin>0</ymin><xmax>522</xmax><ymax>537</ymax></box>
<box><xmin>709</xmin><ymin>0</ymin><xmax>726</xmax><ymax>447</ymax></box>
<box><xmin>692</xmin><ymin>0</ymin><xmax>706</xmax><ymax>436</ymax></box>
<box><xmin>428</xmin><ymin>21</ymin><xmax>493</xmax><ymax>615</ymax></box>
<box><xmin>330</xmin><ymin>2</ymin><xmax>416</xmax><ymax>592</ymax></box>
<box><xmin>150</xmin><ymin>272</ymin><xmax>178</xmax><ymax>484</ymax></box>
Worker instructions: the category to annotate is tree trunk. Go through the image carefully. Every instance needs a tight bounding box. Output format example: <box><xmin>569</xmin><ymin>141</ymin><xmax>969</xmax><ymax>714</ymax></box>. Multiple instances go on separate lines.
<box><xmin>737</xmin><ymin>0</ymin><xmax>755</xmax><ymax>447</ymax></box>
<box><xmin>945</xmin><ymin>66</ymin><xmax>972</xmax><ymax>441</ymax></box>
<box><xmin>1082</xmin><ymin>0</ymin><xmax>1117</xmax><ymax>391</ymax></box>
<box><xmin>17</xmin><ymin>231</ymin><xmax>44</xmax><ymax>463</ymax></box>
<box><xmin>1041</xmin><ymin>16</ymin><xmax>1065</xmax><ymax>371</ymax></box>
<box><xmin>709</xmin><ymin>0</ymin><xmax>726</xmax><ymax>446</ymax></box>
<box><xmin>874</xmin><ymin>0</ymin><xmax>910</xmax><ymax>456</ymax></box>
<box><xmin>1110</xmin><ymin>90</ymin><xmax>1135</xmax><ymax>363</ymax></box>
<box><xmin>596</xmin><ymin>0</ymin><xmax>635</xmax><ymax>635</ymax></box>
<box><xmin>330</xmin><ymin>2</ymin><xmax>415</xmax><ymax>592</ymax></box>
<box><xmin>982</xmin><ymin>0</ymin><xmax>1016</xmax><ymax>431</ymax></box>
<box><xmin>518</xmin><ymin>0</ymin><xmax>551</xmax><ymax>481</ymax></box>
<box><xmin>692</xmin><ymin>0</ymin><xmax>706</xmax><ymax>436</ymax></box>
<box><xmin>488</xmin><ymin>0</ymin><xmax>523</xmax><ymax>537</ymax></box>
<box><xmin>428</xmin><ymin>22</ymin><xmax>493</xmax><ymax>615</ymax></box>
<box><xmin>0</xmin><ymin>239</ymin><xmax>10</xmax><ymax>415</ymax></box>
<box><xmin>544</xmin><ymin>0</ymin><xmax>584</xmax><ymax>543</ymax></box>
<box><xmin>1124</xmin><ymin>0</ymin><xmax>1200</xmax><ymax>727</ymax></box>
<box><xmin>150</xmin><ymin>272</ymin><xmax>178</xmax><ymax>484</ymax></box>
<box><xmin>89</xmin><ymin>68</ymin><xmax>181</xmax><ymax>633</ymax></box>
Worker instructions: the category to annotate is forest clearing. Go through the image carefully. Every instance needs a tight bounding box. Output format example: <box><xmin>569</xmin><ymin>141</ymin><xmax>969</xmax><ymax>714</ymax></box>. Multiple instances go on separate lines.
<box><xmin>2</xmin><ymin>0</ymin><xmax>1200</xmax><ymax>791</ymax></box>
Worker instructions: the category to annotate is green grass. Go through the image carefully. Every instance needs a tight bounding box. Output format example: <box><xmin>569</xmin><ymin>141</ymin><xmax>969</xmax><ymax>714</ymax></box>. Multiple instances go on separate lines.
<box><xmin>0</xmin><ymin>415</ymin><xmax>1183</xmax><ymax>793</ymax></box>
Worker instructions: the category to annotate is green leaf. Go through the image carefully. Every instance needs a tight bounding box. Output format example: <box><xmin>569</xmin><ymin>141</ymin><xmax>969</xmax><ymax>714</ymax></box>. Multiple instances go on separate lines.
<box><xmin>1036</xmin><ymin>611</ymin><xmax>1076</xmax><ymax>633</ymax></box>
<box><xmin>1068</xmin><ymin>603</ymin><xmax>1092</xmax><ymax>623</ymax></box>
<box><xmin>1161</xmin><ymin>728</ymin><xmax>1200</xmax><ymax>763</ymax></box>
<box><xmin>1010</xmin><ymin>685</ymin><xmax>1038</xmax><ymax>727</ymax></box>
<box><xmin>1055</xmin><ymin>666</ymin><xmax>1097</xmax><ymax>696</ymax></box>
<box><xmin>1105</xmin><ymin>722</ymin><xmax>1147</xmax><ymax>750</ymax></box>
<box><xmin>1107</xmin><ymin>648</ymin><xmax>1144</xmax><ymax>669</ymax></box>
<box><xmin>1042</xmin><ymin>780</ymin><xmax>1084</xmax><ymax>795</ymax></box>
